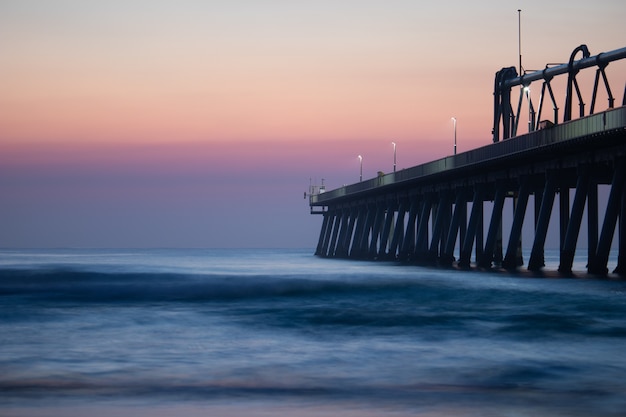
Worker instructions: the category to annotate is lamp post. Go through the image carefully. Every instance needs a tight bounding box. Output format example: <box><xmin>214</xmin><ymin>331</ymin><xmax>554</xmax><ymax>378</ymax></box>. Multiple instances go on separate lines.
<box><xmin>451</xmin><ymin>117</ymin><xmax>457</xmax><ymax>155</ymax></box>
<box><xmin>392</xmin><ymin>142</ymin><xmax>397</xmax><ymax>172</ymax></box>
<box><xmin>358</xmin><ymin>155</ymin><xmax>363</xmax><ymax>181</ymax></box>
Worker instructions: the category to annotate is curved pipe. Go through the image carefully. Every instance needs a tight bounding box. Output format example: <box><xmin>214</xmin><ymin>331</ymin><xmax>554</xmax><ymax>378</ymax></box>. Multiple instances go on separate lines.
<box><xmin>564</xmin><ymin>45</ymin><xmax>591</xmax><ymax>121</ymax></box>
<box><xmin>501</xmin><ymin>45</ymin><xmax>626</xmax><ymax>89</ymax></box>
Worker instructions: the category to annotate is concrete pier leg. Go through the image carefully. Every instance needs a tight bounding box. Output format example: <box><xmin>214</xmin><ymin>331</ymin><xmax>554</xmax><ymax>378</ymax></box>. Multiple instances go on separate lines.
<box><xmin>559</xmin><ymin>183</ymin><xmax>570</xmax><ymax>251</ymax></box>
<box><xmin>415</xmin><ymin>196</ymin><xmax>433</xmax><ymax>262</ymax></box>
<box><xmin>480</xmin><ymin>186</ymin><xmax>507</xmax><ymax>268</ymax></box>
<box><xmin>388</xmin><ymin>201</ymin><xmax>407</xmax><ymax>259</ymax></box>
<box><xmin>459</xmin><ymin>200</ymin><xmax>467</xmax><ymax>261</ymax></box>
<box><xmin>587</xmin><ymin>179</ymin><xmax>599</xmax><ymax>270</ymax></box>
<box><xmin>441</xmin><ymin>190</ymin><xmax>467</xmax><ymax>266</ymax></box>
<box><xmin>429</xmin><ymin>191</ymin><xmax>450</xmax><ymax>263</ymax></box>
<box><xmin>357</xmin><ymin>204</ymin><xmax>376</xmax><ymax>258</ymax></box>
<box><xmin>319</xmin><ymin>212</ymin><xmax>337</xmax><ymax>257</ymax></box>
<box><xmin>400</xmin><ymin>198</ymin><xmax>418</xmax><ymax>260</ymax></box>
<box><xmin>589</xmin><ymin>161</ymin><xmax>626</xmax><ymax>275</ymax></box>
<box><xmin>459</xmin><ymin>187</ymin><xmax>485</xmax><ymax>268</ymax></box>
<box><xmin>475</xmin><ymin>203</ymin><xmax>484</xmax><ymax>264</ymax></box>
<box><xmin>327</xmin><ymin>210</ymin><xmax>343</xmax><ymax>257</ymax></box>
<box><xmin>503</xmin><ymin>178</ymin><xmax>530</xmax><ymax>269</ymax></box>
<box><xmin>349</xmin><ymin>207</ymin><xmax>367</xmax><ymax>258</ymax></box>
<box><xmin>614</xmin><ymin>186</ymin><xmax>626</xmax><ymax>275</ymax></box>
<box><xmin>315</xmin><ymin>213</ymin><xmax>332</xmax><ymax>256</ymax></box>
<box><xmin>378</xmin><ymin>202</ymin><xmax>396</xmax><ymax>259</ymax></box>
<box><xmin>334</xmin><ymin>209</ymin><xmax>350</xmax><ymax>258</ymax></box>
<box><xmin>368</xmin><ymin>203</ymin><xmax>386</xmax><ymax>258</ymax></box>
<box><xmin>559</xmin><ymin>171</ymin><xmax>588</xmax><ymax>273</ymax></box>
<box><xmin>528</xmin><ymin>174</ymin><xmax>557</xmax><ymax>271</ymax></box>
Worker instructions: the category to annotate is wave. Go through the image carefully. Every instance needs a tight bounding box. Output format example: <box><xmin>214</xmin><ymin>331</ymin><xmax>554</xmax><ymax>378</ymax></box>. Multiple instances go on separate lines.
<box><xmin>0</xmin><ymin>267</ymin><xmax>428</xmax><ymax>304</ymax></box>
<box><xmin>3</xmin><ymin>266</ymin><xmax>626</xmax><ymax>340</ymax></box>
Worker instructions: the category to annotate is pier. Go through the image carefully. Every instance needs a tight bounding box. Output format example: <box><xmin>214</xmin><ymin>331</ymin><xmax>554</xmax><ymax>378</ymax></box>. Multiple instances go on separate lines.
<box><xmin>309</xmin><ymin>45</ymin><xmax>626</xmax><ymax>275</ymax></box>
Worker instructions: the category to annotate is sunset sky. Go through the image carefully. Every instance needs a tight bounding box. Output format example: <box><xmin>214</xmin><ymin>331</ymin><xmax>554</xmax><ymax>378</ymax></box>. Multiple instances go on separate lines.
<box><xmin>1</xmin><ymin>0</ymin><xmax>624</xmax><ymax>248</ymax></box>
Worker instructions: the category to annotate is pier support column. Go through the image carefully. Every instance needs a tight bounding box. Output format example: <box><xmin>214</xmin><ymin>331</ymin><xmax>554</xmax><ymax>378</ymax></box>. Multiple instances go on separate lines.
<box><xmin>459</xmin><ymin>187</ymin><xmax>485</xmax><ymax>268</ymax></box>
<box><xmin>559</xmin><ymin>182</ymin><xmax>571</xmax><ymax>252</ymax></box>
<box><xmin>368</xmin><ymin>202</ymin><xmax>386</xmax><ymax>259</ymax></box>
<box><xmin>459</xmin><ymin>198</ymin><xmax>467</xmax><ymax>261</ymax></box>
<box><xmin>349</xmin><ymin>205</ymin><xmax>367</xmax><ymax>258</ymax></box>
<box><xmin>315</xmin><ymin>212</ymin><xmax>332</xmax><ymax>256</ymax></box>
<box><xmin>480</xmin><ymin>185</ymin><xmax>507</xmax><ymax>268</ymax></box>
<box><xmin>428</xmin><ymin>191</ymin><xmax>451</xmax><ymax>263</ymax></box>
<box><xmin>388</xmin><ymin>200</ymin><xmax>407</xmax><ymax>259</ymax></box>
<box><xmin>327</xmin><ymin>209</ymin><xmax>343</xmax><ymax>257</ymax></box>
<box><xmin>503</xmin><ymin>178</ymin><xmax>530</xmax><ymax>269</ymax></box>
<box><xmin>356</xmin><ymin>203</ymin><xmax>376</xmax><ymax>259</ymax></box>
<box><xmin>559</xmin><ymin>170</ymin><xmax>588</xmax><ymax>273</ymax></box>
<box><xmin>615</xmin><ymin>186</ymin><xmax>626</xmax><ymax>275</ymax></box>
<box><xmin>414</xmin><ymin>195</ymin><xmax>433</xmax><ymax>262</ymax></box>
<box><xmin>400</xmin><ymin>197</ymin><xmax>419</xmax><ymax>260</ymax></box>
<box><xmin>441</xmin><ymin>189</ymin><xmax>468</xmax><ymax>266</ymax></box>
<box><xmin>334</xmin><ymin>209</ymin><xmax>351</xmax><ymax>258</ymax></box>
<box><xmin>318</xmin><ymin>210</ymin><xmax>337</xmax><ymax>257</ymax></box>
<box><xmin>475</xmin><ymin>200</ymin><xmax>484</xmax><ymax>264</ymax></box>
<box><xmin>378</xmin><ymin>200</ymin><xmax>397</xmax><ymax>259</ymax></box>
<box><xmin>587</xmin><ymin>179</ymin><xmax>599</xmax><ymax>270</ymax></box>
<box><xmin>529</xmin><ymin>173</ymin><xmax>557</xmax><ymax>271</ymax></box>
<box><xmin>589</xmin><ymin>160</ymin><xmax>626</xmax><ymax>275</ymax></box>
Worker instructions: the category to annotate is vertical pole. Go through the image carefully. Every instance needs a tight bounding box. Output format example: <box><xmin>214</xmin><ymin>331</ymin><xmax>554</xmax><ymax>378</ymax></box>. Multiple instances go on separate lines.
<box><xmin>518</xmin><ymin>9</ymin><xmax>522</xmax><ymax>76</ymax></box>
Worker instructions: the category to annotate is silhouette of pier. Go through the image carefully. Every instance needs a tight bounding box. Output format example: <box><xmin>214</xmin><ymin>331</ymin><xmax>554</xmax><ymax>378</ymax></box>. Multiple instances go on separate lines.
<box><xmin>309</xmin><ymin>45</ymin><xmax>626</xmax><ymax>275</ymax></box>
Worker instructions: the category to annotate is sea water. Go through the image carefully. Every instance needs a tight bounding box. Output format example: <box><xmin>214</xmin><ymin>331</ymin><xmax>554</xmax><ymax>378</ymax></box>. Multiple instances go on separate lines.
<box><xmin>1</xmin><ymin>248</ymin><xmax>625</xmax><ymax>417</ymax></box>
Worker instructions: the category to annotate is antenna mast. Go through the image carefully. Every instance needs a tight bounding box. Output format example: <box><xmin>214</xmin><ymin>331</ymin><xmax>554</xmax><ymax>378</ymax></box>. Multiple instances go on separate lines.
<box><xmin>518</xmin><ymin>9</ymin><xmax>522</xmax><ymax>75</ymax></box>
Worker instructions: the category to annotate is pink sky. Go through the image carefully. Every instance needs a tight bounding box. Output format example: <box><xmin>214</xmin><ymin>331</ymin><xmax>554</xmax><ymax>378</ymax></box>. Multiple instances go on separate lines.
<box><xmin>1</xmin><ymin>0</ymin><xmax>624</xmax><ymax>248</ymax></box>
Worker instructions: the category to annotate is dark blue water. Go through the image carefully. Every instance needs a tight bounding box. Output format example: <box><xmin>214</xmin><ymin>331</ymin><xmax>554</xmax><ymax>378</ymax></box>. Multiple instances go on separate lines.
<box><xmin>1</xmin><ymin>248</ymin><xmax>625</xmax><ymax>416</ymax></box>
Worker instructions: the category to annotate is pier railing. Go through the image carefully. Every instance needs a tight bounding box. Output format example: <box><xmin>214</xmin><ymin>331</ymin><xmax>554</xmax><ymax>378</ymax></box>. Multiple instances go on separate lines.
<box><xmin>311</xmin><ymin>105</ymin><xmax>626</xmax><ymax>206</ymax></box>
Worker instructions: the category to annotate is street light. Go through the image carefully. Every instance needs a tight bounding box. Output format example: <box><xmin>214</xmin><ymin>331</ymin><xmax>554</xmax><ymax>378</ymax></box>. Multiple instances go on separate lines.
<box><xmin>392</xmin><ymin>142</ymin><xmax>397</xmax><ymax>172</ymax></box>
<box><xmin>451</xmin><ymin>117</ymin><xmax>457</xmax><ymax>155</ymax></box>
<box><xmin>358</xmin><ymin>155</ymin><xmax>363</xmax><ymax>181</ymax></box>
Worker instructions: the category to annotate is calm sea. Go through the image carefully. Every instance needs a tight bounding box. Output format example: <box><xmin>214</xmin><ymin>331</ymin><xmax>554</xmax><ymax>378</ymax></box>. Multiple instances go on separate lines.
<box><xmin>1</xmin><ymin>248</ymin><xmax>625</xmax><ymax>417</ymax></box>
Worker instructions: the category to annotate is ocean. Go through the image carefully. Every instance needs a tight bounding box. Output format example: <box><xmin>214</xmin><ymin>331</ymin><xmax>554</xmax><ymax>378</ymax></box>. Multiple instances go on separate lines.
<box><xmin>1</xmin><ymin>248</ymin><xmax>625</xmax><ymax>417</ymax></box>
